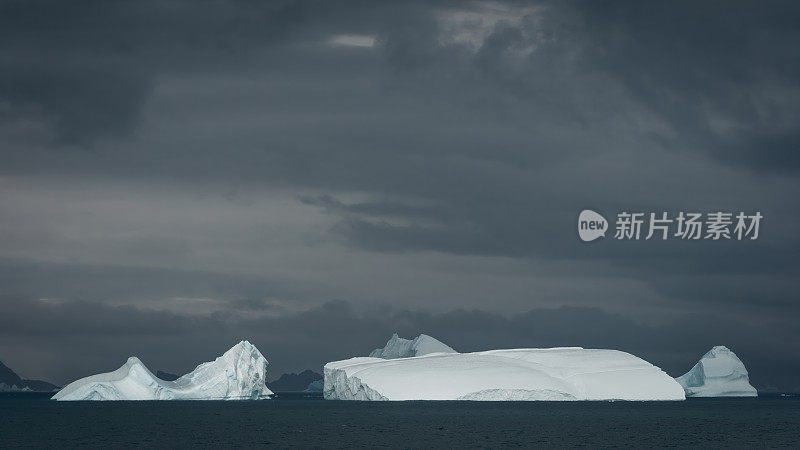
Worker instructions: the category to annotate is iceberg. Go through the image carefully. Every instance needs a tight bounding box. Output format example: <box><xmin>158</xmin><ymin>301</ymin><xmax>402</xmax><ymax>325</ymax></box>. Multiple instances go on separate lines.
<box><xmin>305</xmin><ymin>379</ymin><xmax>323</xmax><ymax>392</ymax></box>
<box><xmin>0</xmin><ymin>383</ymin><xmax>33</xmax><ymax>392</ymax></box>
<box><xmin>325</xmin><ymin>347</ymin><xmax>685</xmax><ymax>401</ymax></box>
<box><xmin>369</xmin><ymin>333</ymin><xmax>457</xmax><ymax>359</ymax></box>
<box><xmin>676</xmin><ymin>346</ymin><xmax>757</xmax><ymax>397</ymax></box>
<box><xmin>53</xmin><ymin>341</ymin><xmax>273</xmax><ymax>401</ymax></box>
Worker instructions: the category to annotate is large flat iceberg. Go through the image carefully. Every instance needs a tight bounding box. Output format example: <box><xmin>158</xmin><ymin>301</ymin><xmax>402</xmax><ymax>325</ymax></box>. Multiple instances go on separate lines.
<box><xmin>325</xmin><ymin>347</ymin><xmax>685</xmax><ymax>401</ymax></box>
<box><xmin>676</xmin><ymin>346</ymin><xmax>757</xmax><ymax>397</ymax></box>
<box><xmin>369</xmin><ymin>333</ymin><xmax>457</xmax><ymax>359</ymax></box>
<box><xmin>53</xmin><ymin>341</ymin><xmax>273</xmax><ymax>401</ymax></box>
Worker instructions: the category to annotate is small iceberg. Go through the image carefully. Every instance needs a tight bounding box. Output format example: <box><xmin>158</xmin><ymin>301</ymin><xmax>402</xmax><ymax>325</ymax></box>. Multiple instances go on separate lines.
<box><xmin>53</xmin><ymin>341</ymin><xmax>273</xmax><ymax>401</ymax></box>
<box><xmin>676</xmin><ymin>346</ymin><xmax>757</xmax><ymax>397</ymax></box>
<box><xmin>305</xmin><ymin>379</ymin><xmax>323</xmax><ymax>392</ymax></box>
<box><xmin>369</xmin><ymin>333</ymin><xmax>457</xmax><ymax>359</ymax></box>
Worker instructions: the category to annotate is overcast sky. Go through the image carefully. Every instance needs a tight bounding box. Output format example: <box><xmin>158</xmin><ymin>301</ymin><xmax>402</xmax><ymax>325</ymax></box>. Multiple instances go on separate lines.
<box><xmin>1</xmin><ymin>0</ymin><xmax>798</xmax><ymax>390</ymax></box>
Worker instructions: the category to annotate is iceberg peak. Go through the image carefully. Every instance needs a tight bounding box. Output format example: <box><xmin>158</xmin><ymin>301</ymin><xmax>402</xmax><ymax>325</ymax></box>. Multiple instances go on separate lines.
<box><xmin>369</xmin><ymin>333</ymin><xmax>457</xmax><ymax>359</ymax></box>
<box><xmin>126</xmin><ymin>356</ymin><xmax>144</xmax><ymax>366</ymax></box>
<box><xmin>226</xmin><ymin>340</ymin><xmax>256</xmax><ymax>354</ymax></box>
<box><xmin>218</xmin><ymin>340</ymin><xmax>266</xmax><ymax>368</ymax></box>
<box><xmin>676</xmin><ymin>345</ymin><xmax>757</xmax><ymax>397</ymax></box>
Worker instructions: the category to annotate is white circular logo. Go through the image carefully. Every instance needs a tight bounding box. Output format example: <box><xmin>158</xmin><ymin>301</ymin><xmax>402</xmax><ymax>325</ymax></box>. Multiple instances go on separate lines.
<box><xmin>578</xmin><ymin>210</ymin><xmax>607</xmax><ymax>242</ymax></box>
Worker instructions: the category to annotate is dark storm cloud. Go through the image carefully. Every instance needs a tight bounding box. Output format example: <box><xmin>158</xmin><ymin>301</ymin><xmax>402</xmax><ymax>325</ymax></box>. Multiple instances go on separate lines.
<box><xmin>0</xmin><ymin>0</ymin><xmax>304</xmax><ymax>144</ymax></box>
<box><xmin>573</xmin><ymin>0</ymin><xmax>800</xmax><ymax>172</ymax></box>
<box><xmin>1</xmin><ymin>298</ymin><xmax>796</xmax><ymax>391</ymax></box>
<box><xmin>0</xmin><ymin>0</ymin><xmax>799</xmax><ymax>390</ymax></box>
<box><xmin>1</xmin><ymin>0</ymin><xmax>798</xmax><ymax>171</ymax></box>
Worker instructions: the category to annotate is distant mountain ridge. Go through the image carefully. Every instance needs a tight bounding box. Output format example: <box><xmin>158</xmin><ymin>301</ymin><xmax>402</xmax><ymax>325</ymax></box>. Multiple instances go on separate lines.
<box><xmin>267</xmin><ymin>370</ymin><xmax>322</xmax><ymax>392</ymax></box>
<box><xmin>156</xmin><ymin>370</ymin><xmax>179</xmax><ymax>381</ymax></box>
<box><xmin>0</xmin><ymin>360</ymin><xmax>59</xmax><ymax>392</ymax></box>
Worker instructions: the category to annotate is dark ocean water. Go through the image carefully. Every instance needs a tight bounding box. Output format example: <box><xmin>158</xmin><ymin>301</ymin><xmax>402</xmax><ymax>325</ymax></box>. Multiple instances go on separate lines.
<box><xmin>1</xmin><ymin>393</ymin><xmax>798</xmax><ymax>448</ymax></box>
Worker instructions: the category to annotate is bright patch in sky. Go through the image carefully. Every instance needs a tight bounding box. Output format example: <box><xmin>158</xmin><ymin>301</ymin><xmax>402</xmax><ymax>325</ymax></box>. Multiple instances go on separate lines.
<box><xmin>439</xmin><ymin>1</ymin><xmax>539</xmax><ymax>48</ymax></box>
<box><xmin>328</xmin><ymin>34</ymin><xmax>377</xmax><ymax>48</ymax></box>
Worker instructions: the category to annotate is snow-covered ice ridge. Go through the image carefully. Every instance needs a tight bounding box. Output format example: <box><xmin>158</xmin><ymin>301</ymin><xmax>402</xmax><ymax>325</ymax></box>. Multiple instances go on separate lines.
<box><xmin>325</xmin><ymin>347</ymin><xmax>685</xmax><ymax>401</ymax></box>
<box><xmin>369</xmin><ymin>333</ymin><xmax>457</xmax><ymax>359</ymax></box>
<box><xmin>53</xmin><ymin>341</ymin><xmax>273</xmax><ymax>401</ymax></box>
<box><xmin>676</xmin><ymin>346</ymin><xmax>757</xmax><ymax>397</ymax></box>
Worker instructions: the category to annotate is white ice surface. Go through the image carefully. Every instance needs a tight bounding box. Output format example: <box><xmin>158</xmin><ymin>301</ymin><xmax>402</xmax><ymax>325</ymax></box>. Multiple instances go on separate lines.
<box><xmin>52</xmin><ymin>341</ymin><xmax>273</xmax><ymax>401</ymax></box>
<box><xmin>325</xmin><ymin>347</ymin><xmax>685</xmax><ymax>401</ymax></box>
<box><xmin>369</xmin><ymin>333</ymin><xmax>457</xmax><ymax>359</ymax></box>
<box><xmin>676</xmin><ymin>346</ymin><xmax>757</xmax><ymax>397</ymax></box>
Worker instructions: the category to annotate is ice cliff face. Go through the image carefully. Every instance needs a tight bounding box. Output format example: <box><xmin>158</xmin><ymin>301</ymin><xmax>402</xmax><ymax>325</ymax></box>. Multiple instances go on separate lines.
<box><xmin>325</xmin><ymin>347</ymin><xmax>685</xmax><ymax>401</ymax></box>
<box><xmin>676</xmin><ymin>346</ymin><xmax>757</xmax><ymax>397</ymax></box>
<box><xmin>369</xmin><ymin>333</ymin><xmax>457</xmax><ymax>359</ymax></box>
<box><xmin>52</xmin><ymin>341</ymin><xmax>273</xmax><ymax>401</ymax></box>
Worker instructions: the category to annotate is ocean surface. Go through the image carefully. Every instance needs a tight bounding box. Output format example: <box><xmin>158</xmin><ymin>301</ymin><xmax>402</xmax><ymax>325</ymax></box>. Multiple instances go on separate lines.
<box><xmin>1</xmin><ymin>393</ymin><xmax>798</xmax><ymax>448</ymax></box>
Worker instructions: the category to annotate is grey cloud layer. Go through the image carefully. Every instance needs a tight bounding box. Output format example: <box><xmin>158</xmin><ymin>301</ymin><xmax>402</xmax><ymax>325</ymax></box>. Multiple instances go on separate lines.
<box><xmin>0</xmin><ymin>0</ymin><xmax>798</xmax><ymax>389</ymax></box>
